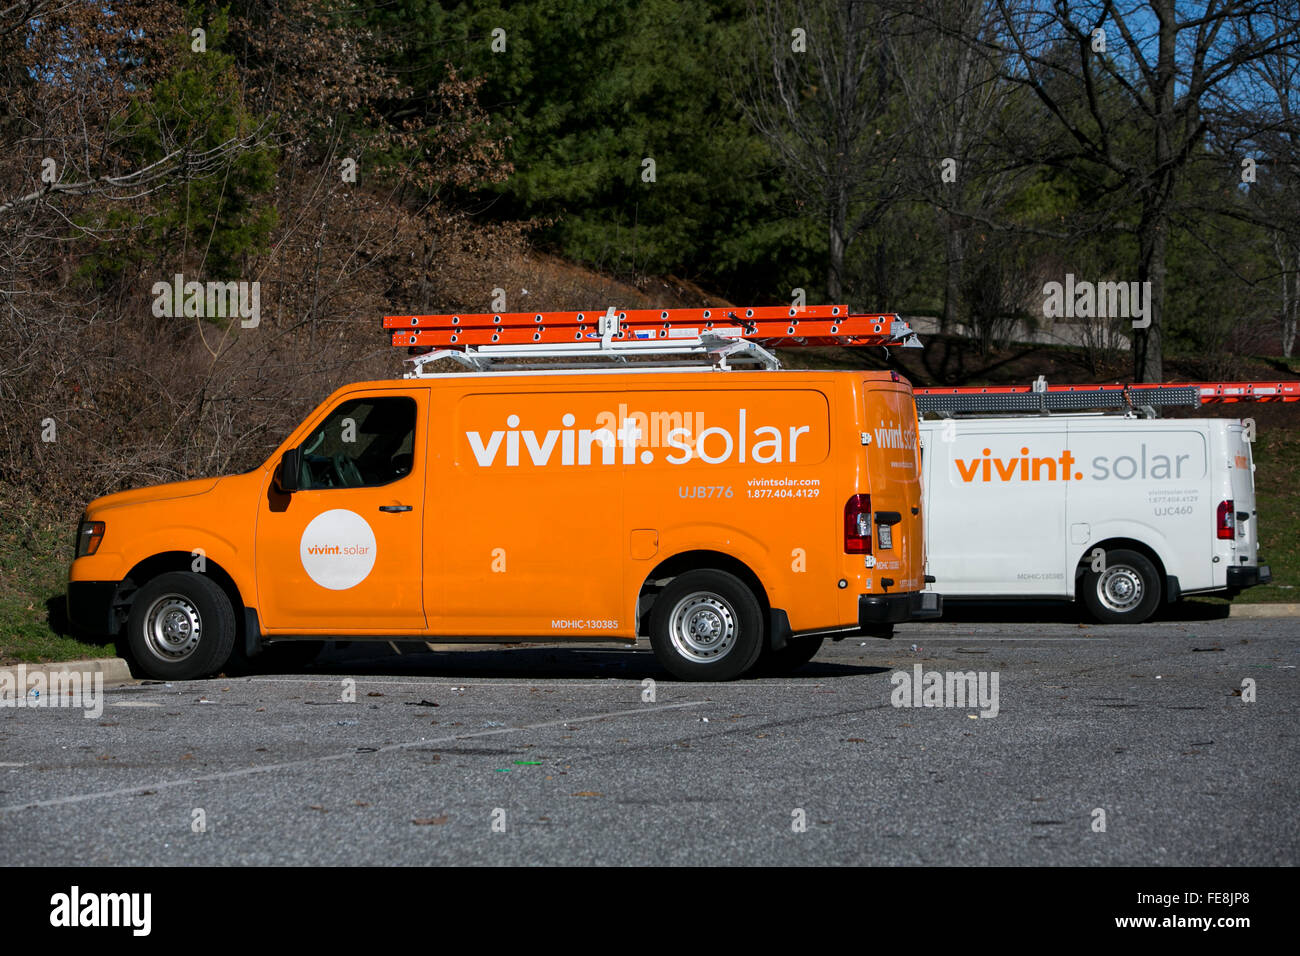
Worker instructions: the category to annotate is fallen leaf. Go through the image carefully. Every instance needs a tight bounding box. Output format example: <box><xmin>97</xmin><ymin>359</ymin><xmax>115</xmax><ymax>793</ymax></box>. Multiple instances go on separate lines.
<box><xmin>572</xmin><ymin>791</ymin><xmax>603</xmax><ymax>797</ymax></box>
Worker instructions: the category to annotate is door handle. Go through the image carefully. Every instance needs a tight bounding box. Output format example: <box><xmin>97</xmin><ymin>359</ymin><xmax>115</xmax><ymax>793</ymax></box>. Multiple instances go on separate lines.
<box><xmin>379</xmin><ymin>505</ymin><xmax>412</xmax><ymax>513</ymax></box>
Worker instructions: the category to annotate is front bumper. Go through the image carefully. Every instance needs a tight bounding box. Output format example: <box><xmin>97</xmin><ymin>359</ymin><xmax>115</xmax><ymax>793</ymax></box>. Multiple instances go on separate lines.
<box><xmin>66</xmin><ymin>581</ymin><xmax>121</xmax><ymax>636</ymax></box>
<box><xmin>859</xmin><ymin>591</ymin><xmax>943</xmax><ymax>629</ymax></box>
<box><xmin>1227</xmin><ymin>565</ymin><xmax>1271</xmax><ymax>589</ymax></box>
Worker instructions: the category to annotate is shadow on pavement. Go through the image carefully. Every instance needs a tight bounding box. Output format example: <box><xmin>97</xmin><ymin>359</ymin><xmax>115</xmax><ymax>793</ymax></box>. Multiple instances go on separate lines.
<box><xmin>297</xmin><ymin>642</ymin><xmax>889</xmax><ymax>681</ymax></box>
<box><xmin>935</xmin><ymin>600</ymin><xmax>1231</xmax><ymax>624</ymax></box>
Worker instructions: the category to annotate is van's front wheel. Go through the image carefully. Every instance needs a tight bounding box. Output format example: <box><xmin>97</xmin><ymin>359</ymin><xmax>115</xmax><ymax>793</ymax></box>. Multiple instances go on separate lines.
<box><xmin>650</xmin><ymin>570</ymin><xmax>764</xmax><ymax>681</ymax></box>
<box><xmin>125</xmin><ymin>572</ymin><xmax>237</xmax><ymax>680</ymax></box>
<box><xmin>1080</xmin><ymin>549</ymin><xmax>1161</xmax><ymax>624</ymax></box>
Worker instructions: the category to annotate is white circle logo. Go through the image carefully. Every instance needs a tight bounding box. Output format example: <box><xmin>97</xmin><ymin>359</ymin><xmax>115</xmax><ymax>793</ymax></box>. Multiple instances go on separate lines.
<box><xmin>300</xmin><ymin>509</ymin><xmax>377</xmax><ymax>590</ymax></box>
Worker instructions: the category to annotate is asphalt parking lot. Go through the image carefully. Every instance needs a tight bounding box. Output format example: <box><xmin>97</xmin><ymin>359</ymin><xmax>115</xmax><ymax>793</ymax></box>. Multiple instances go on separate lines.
<box><xmin>1</xmin><ymin>617</ymin><xmax>1296</xmax><ymax>865</ymax></box>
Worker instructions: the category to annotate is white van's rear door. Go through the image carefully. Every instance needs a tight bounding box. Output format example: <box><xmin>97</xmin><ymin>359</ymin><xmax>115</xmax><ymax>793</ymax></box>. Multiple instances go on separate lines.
<box><xmin>1224</xmin><ymin>420</ymin><xmax>1262</xmax><ymax>572</ymax></box>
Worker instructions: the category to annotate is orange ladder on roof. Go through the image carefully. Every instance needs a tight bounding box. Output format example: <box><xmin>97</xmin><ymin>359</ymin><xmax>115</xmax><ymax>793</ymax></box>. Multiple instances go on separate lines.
<box><xmin>382</xmin><ymin>305</ymin><xmax>921</xmax><ymax>373</ymax></box>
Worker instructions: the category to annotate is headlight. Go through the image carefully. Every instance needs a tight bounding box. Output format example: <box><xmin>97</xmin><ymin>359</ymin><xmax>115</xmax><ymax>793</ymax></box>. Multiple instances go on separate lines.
<box><xmin>75</xmin><ymin>520</ymin><xmax>105</xmax><ymax>558</ymax></box>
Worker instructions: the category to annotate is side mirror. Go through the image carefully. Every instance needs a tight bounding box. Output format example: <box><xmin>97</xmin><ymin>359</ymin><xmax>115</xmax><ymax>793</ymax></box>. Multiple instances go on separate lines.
<box><xmin>277</xmin><ymin>448</ymin><xmax>301</xmax><ymax>493</ymax></box>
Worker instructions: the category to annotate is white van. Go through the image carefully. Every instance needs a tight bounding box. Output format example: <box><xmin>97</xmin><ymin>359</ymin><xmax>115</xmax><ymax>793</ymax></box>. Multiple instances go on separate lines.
<box><xmin>917</xmin><ymin>413</ymin><xmax>1270</xmax><ymax>622</ymax></box>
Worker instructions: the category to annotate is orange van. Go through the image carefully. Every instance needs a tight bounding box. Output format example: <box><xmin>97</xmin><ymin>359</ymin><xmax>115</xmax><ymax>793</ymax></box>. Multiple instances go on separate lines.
<box><xmin>68</xmin><ymin>367</ymin><xmax>940</xmax><ymax>680</ymax></box>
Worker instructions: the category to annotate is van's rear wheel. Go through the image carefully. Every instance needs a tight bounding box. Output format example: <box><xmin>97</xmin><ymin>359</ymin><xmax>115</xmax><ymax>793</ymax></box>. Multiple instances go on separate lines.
<box><xmin>752</xmin><ymin>635</ymin><xmax>825</xmax><ymax>676</ymax></box>
<box><xmin>650</xmin><ymin>570</ymin><xmax>764</xmax><ymax>681</ymax></box>
<box><xmin>1080</xmin><ymin>548</ymin><xmax>1161</xmax><ymax>624</ymax></box>
<box><xmin>125</xmin><ymin>572</ymin><xmax>236</xmax><ymax>680</ymax></box>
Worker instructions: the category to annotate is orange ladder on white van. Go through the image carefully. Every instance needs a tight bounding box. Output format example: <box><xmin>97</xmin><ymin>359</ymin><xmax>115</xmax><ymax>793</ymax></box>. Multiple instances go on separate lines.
<box><xmin>914</xmin><ymin>377</ymin><xmax>1300</xmax><ymax>413</ymax></box>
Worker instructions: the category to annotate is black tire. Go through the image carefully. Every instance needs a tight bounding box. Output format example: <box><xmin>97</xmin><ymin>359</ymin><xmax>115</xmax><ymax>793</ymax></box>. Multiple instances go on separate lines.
<box><xmin>752</xmin><ymin>635</ymin><xmax>825</xmax><ymax>677</ymax></box>
<box><xmin>649</xmin><ymin>569</ymin><xmax>765</xmax><ymax>681</ymax></box>
<box><xmin>124</xmin><ymin>572</ymin><xmax>237</xmax><ymax>680</ymax></box>
<box><xmin>1080</xmin><ymin>548</ymin><xmax>1162</xmax><ymax>624</ymax></box>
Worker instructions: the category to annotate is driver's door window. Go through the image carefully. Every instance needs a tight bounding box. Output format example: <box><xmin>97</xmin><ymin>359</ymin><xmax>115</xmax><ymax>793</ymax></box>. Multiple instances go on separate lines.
<box><xmin>299</xmin><ymin>397</ymin><xmax>416</xmax><ymax>489</ymax></box>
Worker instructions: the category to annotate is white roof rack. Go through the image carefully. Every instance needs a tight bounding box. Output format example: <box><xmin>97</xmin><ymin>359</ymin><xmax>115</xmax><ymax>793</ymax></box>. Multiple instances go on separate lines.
<box><xmin>403</xmin><ymin>332</ymin><xmax>782</xmax><ymax>376</ymax></box>
<box><xmin>916</xmin><ymin>377</ymin><xmax>1300</xmax><ymax>414</ymax></box>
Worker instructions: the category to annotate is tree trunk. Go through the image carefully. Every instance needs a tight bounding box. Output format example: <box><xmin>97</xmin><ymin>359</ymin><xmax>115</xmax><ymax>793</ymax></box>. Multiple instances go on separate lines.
<box><xmin>1134</xmin><ymin>3</ymin><xmax>1176</xmax><ymax>384</ymax></box>
<box><xmin>943</xmin><ymin>215</ymin><xmax>962</xmax><ymax>334</ymax></box>
<box><xmin>1134</xmin><ymin>209</ymin><xmax>1166</xmax><ymax>383</ymax></box>
<box><xmin>828</xmin><ymin>194</ymin><xmax>847</xmax><ymax>302</ymax></box>
<box><xmin>1285</xmin><ymin>255</ymin><xmax>1298</xmax><ymax>358</ymax></box>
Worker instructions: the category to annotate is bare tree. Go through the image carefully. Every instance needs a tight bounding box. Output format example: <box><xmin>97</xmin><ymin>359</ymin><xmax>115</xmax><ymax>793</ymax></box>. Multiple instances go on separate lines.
<box><xmin>895</xmin><ymin>0</ymin><xmax>1035</xmax><ymax>333</ymax></box>
<box><xmin>1217</xmin><ymin>3</ymin><xmax>1300</xmax><ymax>357</ymax></box>
<box><xmin>0</xmin><ymin>0</ymin><xmax>514</xmax><ymax>519</ymax></box>
<box><xmin>738</xmin><ymin>0</ymin><xmax>909</xmax><ymax>303</ymax></box>
<box><xmin>971</xmin><ymin>0</ymin><xmax>1300</xmax><ymax>381</ymax></box>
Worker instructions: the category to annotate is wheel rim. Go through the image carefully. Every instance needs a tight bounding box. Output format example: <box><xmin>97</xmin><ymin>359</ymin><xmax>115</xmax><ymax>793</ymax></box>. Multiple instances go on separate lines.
<box><xmin>667</xmin><ymin>591</ymin><xmax>738</xmax><ymax>663</ymax></box>
<box><xmin>142</xmin><ymin>592</ymin><xmax>203</xmax><ymax>662</ymax></box>
<box><xmin>1097</xmin><ymin>565</ymin><xmax>1144</xmax><ymax>613</ymax></box>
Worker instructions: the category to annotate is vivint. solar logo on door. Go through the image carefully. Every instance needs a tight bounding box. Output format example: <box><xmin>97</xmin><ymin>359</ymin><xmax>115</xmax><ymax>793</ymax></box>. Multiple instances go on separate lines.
<box><xmin>953</xmin><ymin>445</ymin><xmax>1195</xmax><ymax>483</ymax></box>
<box><xmin>873</xmin><ymin>418</ymin><xmax>916</xmax><ymax>450</ymax></box>
<box><xmin>300</xmin><ymin>509</ymin><xmax>376</xmax><ymax>589</ymax></box>
<box><xmin>466</xmin><ymin>410</ymin><xmax>814</xmax><ymax>467</ymax></box>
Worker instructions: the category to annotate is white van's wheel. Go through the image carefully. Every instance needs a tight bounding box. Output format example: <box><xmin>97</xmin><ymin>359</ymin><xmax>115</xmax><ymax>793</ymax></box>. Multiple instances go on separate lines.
<box><xmin>650</xmin><ymin>570</ymin><xmax>764</xmax><ymax>681</ymax></box>
<box><xmin>1081</xmin><ymin>549</ymin><xmax>1161</xmax><ymax>624</ymax></box>
<box><xmin>125</xmin><ymin>572</ymin><xmax>237</xmax><ymax>680</ymax></box>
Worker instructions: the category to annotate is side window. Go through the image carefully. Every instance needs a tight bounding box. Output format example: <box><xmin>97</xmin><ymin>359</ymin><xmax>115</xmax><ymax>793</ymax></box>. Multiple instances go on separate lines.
<box><xmin>298</xmin><ymin>396</ymin><xmax>416</xmax><ymax>490</ymax></box>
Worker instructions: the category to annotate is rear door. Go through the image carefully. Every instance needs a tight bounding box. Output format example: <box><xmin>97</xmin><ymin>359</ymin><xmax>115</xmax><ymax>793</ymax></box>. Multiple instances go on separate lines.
<box><xmin>861</xmin><ymin>378</ymin><xmax>924</xmax><ymax>592</ymax></box>
<box><xmin>1224</xmin><ymin>420</ymin><xmax>1261</xmax><ymax>568</ymax></box>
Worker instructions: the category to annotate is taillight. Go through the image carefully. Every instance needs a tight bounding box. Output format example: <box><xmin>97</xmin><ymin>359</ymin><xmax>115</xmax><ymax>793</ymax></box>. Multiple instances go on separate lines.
<box><xmin>845</xmin><ymin>494</ymin><xmax>872</xmax><ymax>553</ymax></box>
<box><xmin>1216</xmin><ymin>500</ymin><xmax>1235</xmax><ymax>540</ymax></box>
